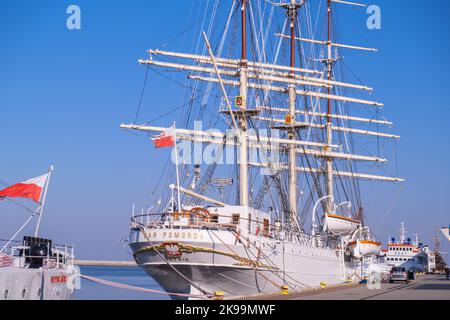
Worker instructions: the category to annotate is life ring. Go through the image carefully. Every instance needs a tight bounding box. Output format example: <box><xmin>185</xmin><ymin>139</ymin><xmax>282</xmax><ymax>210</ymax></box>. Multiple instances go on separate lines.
<box><xmin>190</xmin><ymin>207</ymin><xmax>211</xmax><ymax>223</ymax></box>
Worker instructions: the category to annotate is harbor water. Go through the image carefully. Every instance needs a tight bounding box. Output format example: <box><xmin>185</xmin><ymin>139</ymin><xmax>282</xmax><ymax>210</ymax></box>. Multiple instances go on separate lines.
<box><xmin>74</xmin><ymin>266</ymin><xmax>170</xmax><ymax>300</ymax></box>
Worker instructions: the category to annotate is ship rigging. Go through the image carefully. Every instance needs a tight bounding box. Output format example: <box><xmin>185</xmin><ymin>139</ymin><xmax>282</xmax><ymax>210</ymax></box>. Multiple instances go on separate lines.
<box><xmin>122</xmin><ymin>0</ymin><xmax>404</xmax><ymax>298</ymax></box>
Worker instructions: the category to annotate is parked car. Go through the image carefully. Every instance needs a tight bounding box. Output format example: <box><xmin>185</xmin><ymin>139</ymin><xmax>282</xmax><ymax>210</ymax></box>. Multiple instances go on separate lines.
<box><xmin>390</xmin><ymin>267</ymin><xmax>409</xmax><ymax>283</ymax></box>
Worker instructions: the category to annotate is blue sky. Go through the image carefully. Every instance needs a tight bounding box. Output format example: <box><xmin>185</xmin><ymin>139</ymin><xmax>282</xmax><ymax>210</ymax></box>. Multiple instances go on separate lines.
<box><xmin>0</xmin><ymin>0</ymin><xmax>449</xmax><ymax>260</ymax></box>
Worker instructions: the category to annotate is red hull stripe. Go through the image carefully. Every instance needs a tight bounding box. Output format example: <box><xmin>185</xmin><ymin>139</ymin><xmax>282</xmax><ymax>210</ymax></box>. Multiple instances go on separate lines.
<box><xmin>0</xmin><ymin>183</ymin><xmax>43</xmax><ymax>203</ymax></box>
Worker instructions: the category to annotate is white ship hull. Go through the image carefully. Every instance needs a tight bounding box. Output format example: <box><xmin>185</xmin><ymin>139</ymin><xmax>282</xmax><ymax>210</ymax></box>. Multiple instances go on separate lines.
<box><xmin>0</xmin><ymin>267</ymin><xmax>76</xmax><ymax>300</ymax></box>
<box><xmin>129</xmin><ymin>227</ymin><xmax>357</xmax><ymax>298</ymax></box>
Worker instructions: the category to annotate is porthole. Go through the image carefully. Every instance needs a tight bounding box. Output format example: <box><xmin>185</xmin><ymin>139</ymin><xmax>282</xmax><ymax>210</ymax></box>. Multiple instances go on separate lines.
<box><xmin>4</xmin><ymin>290</ymin><xmax>8</xmax><ymax>299</ymax></box>
<box><xmin>22</xmin><ymin>289</ymin><xmax>26</xmax><ymax>298</ymax></box>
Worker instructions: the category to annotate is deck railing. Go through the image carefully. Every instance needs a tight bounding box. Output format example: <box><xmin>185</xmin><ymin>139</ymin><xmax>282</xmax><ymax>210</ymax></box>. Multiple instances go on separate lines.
<box><xmin>0</xmin><ymin>239</ymin><xmax>75</xmax><ymax>269</ymax></box>
<box><xmin>130</xmin><ymin>212</ymin><xmax>330</xmax><ymax>248</ymax></box>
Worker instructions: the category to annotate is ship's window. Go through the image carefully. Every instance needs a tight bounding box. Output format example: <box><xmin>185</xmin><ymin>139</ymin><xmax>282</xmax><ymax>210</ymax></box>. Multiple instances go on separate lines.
<box><xmin>22</xmin><ymin>289</ymin><xmax>26</xmax><ymax>298</ymax></box>
<box><xmin>4</xmin><ymin>290</ymin><xmax>8</xmax><ymax>299</ymax></box>
<box><xmin>210</xmin><ymin>214</ymin><xmax>218</xmax><ymax>224</ymax></box>
<box><xmin>232</xmin><ymin>214</ymin><xmax>240</xmax><ymax>225</ymax></box>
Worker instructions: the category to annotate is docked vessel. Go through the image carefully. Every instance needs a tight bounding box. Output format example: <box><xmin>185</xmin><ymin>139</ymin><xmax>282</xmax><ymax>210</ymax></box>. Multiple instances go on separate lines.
<box><xmin>0</xmin><ymin>167</ymin><xmax>78</xmax><ymax>300</ymax></box>
<box><xmin>123</xmin><ymin>0</ymin><xmax>403</xmax><ymax>298</ymax></box>
<box><xmin>379</xmin><ymin>222</ymin><xmax>432</xmax><ymax>273</ymax></box>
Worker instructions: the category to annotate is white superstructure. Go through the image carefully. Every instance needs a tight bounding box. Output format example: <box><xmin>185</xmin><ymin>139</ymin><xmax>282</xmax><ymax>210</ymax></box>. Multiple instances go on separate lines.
<box><xmin>379</xmin><ymin>223</ymin><xmax>431</xmax><ymax>273</ymax></box>
<box><xmin>0</xmin><ymin>238</ymin><xmax>78</xmax><ymax>300</ymax></box>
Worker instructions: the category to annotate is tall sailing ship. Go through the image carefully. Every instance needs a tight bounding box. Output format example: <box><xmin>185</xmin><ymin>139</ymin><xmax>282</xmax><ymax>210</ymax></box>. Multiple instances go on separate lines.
<box><xmin>122</xmin><ymin>0</ymin><xmax>403</xmax><ymax>298</ymax></box>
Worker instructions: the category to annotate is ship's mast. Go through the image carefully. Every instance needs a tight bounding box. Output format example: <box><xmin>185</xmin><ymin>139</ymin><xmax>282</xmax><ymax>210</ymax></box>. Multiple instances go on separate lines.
<box><xmin>413</xmin><ymin>233</ymin><xmax>419</xmax><ymax>247</ymax></box>
<box><xmin>287</xmin><ymin>0</ymin><xmax>301</xmax><ymax>223</ymax></box>
<box><xmin>239</xmin><ymin>0</ymin><xmax>249</xmax><ymax>207</ymax></box>
<box><xmin>399</xmin><ymin>222</ymin><xmax>407</xmax><ymax>244</ymax></box>
<box><xmin>325</xmin><ymin>0</ymin><xmax>335</xmax><ymax>213</ymax></box>
<box><xmin>123</xmin><ymin>0</ymin><xmax>405</xmax><ymax>213</ymax></box>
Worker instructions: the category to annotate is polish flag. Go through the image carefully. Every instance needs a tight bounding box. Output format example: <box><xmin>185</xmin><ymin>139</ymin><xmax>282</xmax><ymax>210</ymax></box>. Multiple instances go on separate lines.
<box><xmin>152</xmin><ymin>126</ymin><xmax>176</xmax><ymax>149</ymax></box>
<box><xmin>0</xmin><ymin>174</ymin><xmax>48</xmax><ymax>203</ymax></box>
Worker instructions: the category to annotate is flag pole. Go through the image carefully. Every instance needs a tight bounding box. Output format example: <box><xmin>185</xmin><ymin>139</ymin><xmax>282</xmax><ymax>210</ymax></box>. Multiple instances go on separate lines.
<box><xmin>34</xmin><ymin>166</ymin><xmax>54</xmax><ymax>238</ymax></box>
<box><xmin>173</xmin><ymin>123</ymin><xmax>182</xmax><ymax>212</ymax></box>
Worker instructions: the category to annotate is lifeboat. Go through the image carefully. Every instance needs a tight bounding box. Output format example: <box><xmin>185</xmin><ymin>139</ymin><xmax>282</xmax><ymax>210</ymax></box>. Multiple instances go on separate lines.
<box><xmin>348</xmin><ymin>239</ymin><xmax>382</xmax><ymax>258</ymax></box>
<box><xmin>324</xmin><ymin>214</ymin><xmax>360</xmax><ymax>236</ymax></box>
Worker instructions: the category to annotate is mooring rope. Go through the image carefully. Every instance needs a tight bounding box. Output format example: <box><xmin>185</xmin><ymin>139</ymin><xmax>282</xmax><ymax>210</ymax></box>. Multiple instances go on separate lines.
<box><xmin>208</xmin><ymin>230</ymin><xmax>283</xmax><ymax>290</ymax></box>
<box><xmin>79</xmin><ymin>274</ymin><xmax>208</xmax><ymax>299</ymax></box>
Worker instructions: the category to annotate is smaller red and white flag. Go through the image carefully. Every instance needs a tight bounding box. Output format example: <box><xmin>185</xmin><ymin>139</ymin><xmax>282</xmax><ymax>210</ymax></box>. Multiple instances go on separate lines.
<box><xmin>152</xmin><ymin>126</ymin><xmax>176</xmax><ymax>149</ymax></box>
<box><xmin>0</xmin><ymin>174</ymin><xmax>48</xmax><ymax>203</ymax></box>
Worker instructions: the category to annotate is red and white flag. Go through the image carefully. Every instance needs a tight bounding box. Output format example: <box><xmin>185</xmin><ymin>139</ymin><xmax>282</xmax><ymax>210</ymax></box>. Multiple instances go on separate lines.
<box><xmin>152</xmin><ymin>126</ymin><xmax>176</xmax><ymax>149</ymax></box>
<box><xmin>0</xmin><ymin>174</ymin><xmax>48</xmax><ymax>203</ymax></box>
